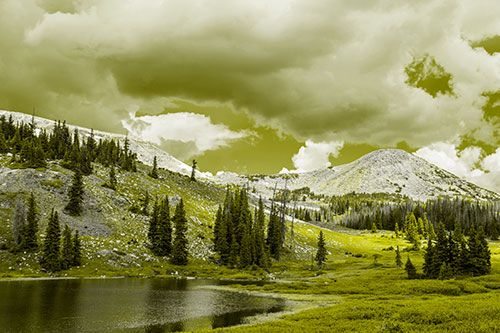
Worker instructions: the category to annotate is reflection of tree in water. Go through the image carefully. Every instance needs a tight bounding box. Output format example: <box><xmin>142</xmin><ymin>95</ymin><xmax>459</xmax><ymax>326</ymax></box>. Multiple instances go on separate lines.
<box><xmin>38</xmin><ymin>279</ymin><xmax>83</xmax><ymax>331</ymax></box>
<box><xmin>0</xmin><ymin>279</ymin><xmax>83</xmax><ymax>332</ymax></box>
<box><xmin>142</xmin><ymin>278</ymin><xmax>187</xmax><ymax>332</ymax></box>
<box><xmin>0</xmin><ymin>280</ymin><xmax>39</xmax><ymax>332</ymax></box>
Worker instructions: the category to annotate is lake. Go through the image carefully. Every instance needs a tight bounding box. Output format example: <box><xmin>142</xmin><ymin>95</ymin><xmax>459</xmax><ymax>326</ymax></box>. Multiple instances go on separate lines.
<box><xmin>0</xmin><ymin>278</ymin><xmax>286</xmax><ymax>332</ymax></box>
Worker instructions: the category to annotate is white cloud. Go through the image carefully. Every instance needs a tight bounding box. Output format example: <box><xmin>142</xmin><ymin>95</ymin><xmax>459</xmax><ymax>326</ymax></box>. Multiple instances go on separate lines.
<box><xmin>10</xmin><ymin>0</ymin><xmax>500</xmax><ymax>147</ymax></box>
<box><xmin>414</xmin><ymin>142</ymin><xmax>500</xmax><ymax>193</ymax></box>
<box><xmin>292</xmin><ymin>140</ymin><xmax>344</xmax><ymax>172</ymax></box>
<box><xmin>122</xmin><ymin>111</ymin><xmax>249</xmax><ymax>159</ymax></box>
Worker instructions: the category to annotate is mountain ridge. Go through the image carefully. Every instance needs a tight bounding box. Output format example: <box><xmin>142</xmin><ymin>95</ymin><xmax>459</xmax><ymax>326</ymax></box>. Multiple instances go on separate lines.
<box><xmin>1</xmin><ymin>110</ymin><xmax>497</xmax><ymax>202</ymax></box>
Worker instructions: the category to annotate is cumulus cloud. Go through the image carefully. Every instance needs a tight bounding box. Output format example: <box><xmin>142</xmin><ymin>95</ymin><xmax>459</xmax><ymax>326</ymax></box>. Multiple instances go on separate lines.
<box><xmin>122</xmin><ymin>112</ymin><xmax>250</xmax><ymax>160</ymax></box>
<box><xmin>292</xmin><ymin>140</ymin><xmax>344</xmax><ymax>172</ymax></box>
<box><xmin>0</xmin><ymin>0</ymin><xmax>498</xmax><ymax>147</ymax></box>
<box><xmin>2</xmin><ymin>0</ymin><xmax>500</xmax><ymax>175</ymax></box>
<box><xmin>415</xmin><ymin>142</ymin><xmax>500</xmax><ymax>192</ymax></box>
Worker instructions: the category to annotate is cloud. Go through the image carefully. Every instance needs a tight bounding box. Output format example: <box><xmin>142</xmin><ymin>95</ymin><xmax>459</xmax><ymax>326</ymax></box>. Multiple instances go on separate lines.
<box><xmin>292</xmin><ymin>140</ymin><xmax>344</xmax><ymax>172</ymax></box>
<box><xmin>1</xmin><ymin>0</ymin><xmax>500</xmax><ymax>174</ymax></box>
<box><xmin>121</xmin><ymin>111</ymin><xmax>250</xmax><ymax>160</ymax></box>
<box><xmin>415</xmin><ymin>142</ymin><xmax>500</xmax><ymax>192</ymax></box>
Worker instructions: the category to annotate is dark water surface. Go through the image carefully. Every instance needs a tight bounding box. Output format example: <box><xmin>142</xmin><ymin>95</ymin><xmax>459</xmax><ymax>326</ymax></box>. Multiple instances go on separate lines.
<box><xmin>0</xmin><ymin>278</ymin><xmax>286</xmax><ymax>332</ymax></box>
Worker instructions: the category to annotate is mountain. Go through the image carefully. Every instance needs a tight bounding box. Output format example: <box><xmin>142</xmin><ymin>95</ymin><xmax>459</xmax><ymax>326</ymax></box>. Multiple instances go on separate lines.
<box><xmin>0</xmin><ymin>110</ymin><xmax>213</xmax><ymax>181</ymax></box>
<box><xmin>2</xmin><ymin>110</ymin><xmax>497</xmax><ymax>202</ymax></box>
<box><xmin>215</xmin><ymin>149</ymin><xmax>499</xmax><ymax>201</ymax></box>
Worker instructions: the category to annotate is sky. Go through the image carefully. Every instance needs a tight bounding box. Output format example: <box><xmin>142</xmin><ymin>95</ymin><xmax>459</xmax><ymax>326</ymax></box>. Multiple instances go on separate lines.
<box><xmin>1</xmin><ymin>0</ymin><xmax>500</xmax><ymax>191</ymax></box>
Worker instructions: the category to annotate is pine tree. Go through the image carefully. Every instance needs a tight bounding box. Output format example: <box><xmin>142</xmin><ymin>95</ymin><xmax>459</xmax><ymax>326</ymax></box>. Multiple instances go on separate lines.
<box><xmin>213</xmin><ymin>205</ymin><xmax>223</xmax><ymax>252</ymax></box>
<box><xmin>423</xmin><ymin>241</ymin><xmax>437</xmax><ymax>278</ymax></box>
<box><xmin>253</xmin><ymin>198</ymin><xmax>267</xmax><ymax>268</ymax></box>
<box><xmin>229</xmin><ymin>234</ymin><xmax>239</xmax><ymax>268</ymax></box>
<box><xmin>149</xmin><ymin>156</ymin><xmax>158</xmax><ymax>179</ymax></box>
<box><xmin>432</xmin><ymin>222</ymin><xmax>449</xmax><ymax>274</ymax></box>
<box><xmin>425</xmin><ymin>216</ymin><xmax>436</xmax><ymax>240</ymax></box>
<box><xmin>72</xmin><ymin>231</ymin><xmax>82</xmax><ymax>266</ymax></box>
<box><xmin>438</xmin><ymin>262</ymin><xmax>453</xmax><ymax>280</ymax></box>
<box><xmin>23</xmin><ymin>193</ymin><xmax>38</xmax><ymax>250</ymax></box>
<box><xmin>395</xmin><ymin>222</ymin><xmax>400</xmax><ymax>238</ymax></box>
<box><xmin>153</xmin><ymin>196</ymin><xmax>172</xmax><ymax>256</ymax></box>
<box><xmin>371</xmin><ymin>222</ymin><xmax>377</xmax><ymax>233</ymax></box>
<box><xmin>315</xmin><ymin>231</ymin><xmax>327</xmax><ymax>268</ymax></box>
<box><xmin>61</xmin><ymin>225</ymin><xmax>74</xmax><ymax>270</ymax></box>
<box><xmin>148</xmin><ymin>199</ymin><xmax>159</xmax><ymax>247</ymax></box>
<box><xmin>405</xmin><ymin>256</ymin><xmax>417</xmax><ymax>279</ymax></box>
<box><xmin>470</xmin><ymin>226</ymin><xmax>491</xmax><ymax>276</ymax></box>
<box><xmin>395</xmin><ymin>246</ymin><xmax>402</xmax><ymax>268</ymax></box>
<box><xmin>190</xmin><ymin>159</ymin><xmax>197</xmax><ymax>181</ymax></box>
<box><xmin>65</xmin><ymin>168</ymin><xmax>84</xmax><ymax>216</ymax></box>
<box><xmin>239</xmin><ymin>220</ymin><xmax>253</xmax><ymax>268</ymax></box>
<box><xmin>171</xmin><ymin>199</ymin><xmax>188</xmax><ymax>265</ymax></box>
<box><xmin>267</xmin><ymin>208</ymin><xmax>282</xmax><ymax>260</ymax></box>
<box><xmin>105</xmin><ymin>165</ymin><xmax>117</xmax><ymax>190</ymax></box>
<box><xmin>41</xmin><ymin>210</ymin><xmax>61</xmax><ymax>272</ymax></box>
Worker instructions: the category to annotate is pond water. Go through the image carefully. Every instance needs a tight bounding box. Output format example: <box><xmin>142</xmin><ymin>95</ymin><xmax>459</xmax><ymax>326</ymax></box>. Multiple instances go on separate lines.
<box><xmin>0</xmin><ymin>278</ymin><xmax>286</xmax><ymax>332</ymax></box>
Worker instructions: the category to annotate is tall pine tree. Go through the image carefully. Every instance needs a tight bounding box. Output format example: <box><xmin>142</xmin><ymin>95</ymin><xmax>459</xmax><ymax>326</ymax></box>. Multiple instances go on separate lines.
<box><xmin>41</xmin><ymin>210</ymin><xmax>61</xmax><ymax>272</ymax></box>
<box><xmin>65</xmin><ymin>168</ymin><xmax>84</xmax><ymax>216</ymax></box>
<box><xmin>315</xmin><ymin>231</ymin><xmax>327</xmax><ymax>268</ymax></box>
<box><xmin>61</xmin><ymin>225</ymin><xmax>74</xmax><ymax>270</ymax></box>
<box><xmin>22</xmin><ymin>193</ymin><xmax>38</xmax><ymax>250</ymax></box>
<box><xmin>171</xmin><ymin>199</ymin><xmax>188</xmax><ymax>265</ymax></box>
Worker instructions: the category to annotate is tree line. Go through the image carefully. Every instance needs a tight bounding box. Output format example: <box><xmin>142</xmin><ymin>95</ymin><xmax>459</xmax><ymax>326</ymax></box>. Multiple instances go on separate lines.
<box><xmin>0</xmin><ymin>114</ymin><xmax>137</xmax><ymax>173</ymax></box>
<box><xmin>339</xmin><ymin>196</ymin><xmax>500</xmax><ymax>240</ymax></box>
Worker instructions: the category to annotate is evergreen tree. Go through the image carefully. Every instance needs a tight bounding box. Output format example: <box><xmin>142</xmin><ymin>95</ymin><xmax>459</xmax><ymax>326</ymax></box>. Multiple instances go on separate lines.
<box><xmin>405</xmin><ymin>256</ymin><xmax>417</xmax><ymax>279</ymax></box>
<box><xmin>394</xmin><ymin>222</ymin><xmax>400</xmax><ymax>238</ymax></box>
<box><xmin>371</xmin><ymin>222</ymin><xmax>377</xmax><ymax>233</ymax></box>
<box><xmin>105</xmin><ymin>165</ymin><xmax>117</xmax><ymax>190</ymax></box>
<box><xmin>41</xmin><ymin>210</ymin><xmax>61</xmax><ymax>272</ymax></box>
<box><xmin>190</xmin><ymin>159</ymin><xmax>197</xmax><ymax>181</ymax></box>
<box><xmin>72</xmin><ymin>231</ymin><xmax>82</xmax><ymax>266</ymax></box>
<box><xmin>425</xmin><ymin>217</ymin><xmax>436</xmax><ymax>240</ymax></box>
<box><xmin>149</xmin><ymin>156</ymin><xmax>158</xmax><ymax>179</ymax></box>
<box><xmin>23</xmin><ymin>193</ymin><xmax>38</xmax><ymax>250</ymax></box>
<box><xmin>229</xmin><ymin>234</ymin><xmax>239</xmax><ymax>268</ymax></box>
<box><xmin>432</xmin><ymin>222</ymin><xmax>449</xmax><ymax>274</ymax></box>
<box><xmin>65</xmin><ymin>168</ymin><xmax>84</xmax><ymax>216</ymax></box>
<box><xmin>395</xmin><ymin>246</ymin><xmax>402</xmax><ymax>268</ymax></box>
<box><xmin>423</xmin><ymin>241</ymin><xmax>437</xmax><ymax>278</ymax></box>
<box><xmin>171</xmin><ymin>199</ymin><xmax>188</xmax><ymax>265</ymax></box>
<box><xmin>253</xmin><ymin>198</ymin><xmax>267</xmax><ymax>268</ymax></box>
<box><xmin>267</xmin><ymin>208</ymin><xmax>282</xmax><ymax>260</ymax></box>
<box><xmin>61</xmin><ymin>225</ymin><xmax>74</xmax><ymax>270</ymax></box>
<box><xmin>213</xmin><ymin>205</ymin><xmax>223</xmax><ymax>252</ymax></box>
<box><xmin>315</xmin><ymin>231</ymin><xmax>327</xmax><ymax>268</ymax></box>
<box><xmin>148</xmin><ymin>199</ymin><xmax>159</xmax><ymax>247</ymax></box>
<box><xmin>239</xmin><ymin>220</ymin><xmax>253</xmax><ymax>268</ymax></box>
<box><xmin>153</xmin><ymin>196</ymin><xmax>172</xmax><ymax>256</ymax></box>
<box><xmin>438</xmin><ymin>262</ymin><xmax>453</xmax><ymax>280</ymax></box>
<box><xmin>470</xmin><ymin>226</ymin><xmax>491</xmax><ymax>276</ymax></box>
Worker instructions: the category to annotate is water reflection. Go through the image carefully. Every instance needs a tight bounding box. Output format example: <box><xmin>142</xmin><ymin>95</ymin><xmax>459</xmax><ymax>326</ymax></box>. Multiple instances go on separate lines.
<box><xmin>0</xmin><ymin>278</ymin><xmax>285</xmax><ymax>332</ymax></box>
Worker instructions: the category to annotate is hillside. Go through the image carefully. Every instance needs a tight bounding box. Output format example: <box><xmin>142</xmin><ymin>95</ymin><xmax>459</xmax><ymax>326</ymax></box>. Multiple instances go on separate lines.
<box><xmin>217</xmin><ymin>149</ymin><xmax>499</xmax><ymax>202</ymax></box>
<box><xmin>0</xmin><ymin>110</ymin><xmax>213</xmax><ymax>181</ymax></box>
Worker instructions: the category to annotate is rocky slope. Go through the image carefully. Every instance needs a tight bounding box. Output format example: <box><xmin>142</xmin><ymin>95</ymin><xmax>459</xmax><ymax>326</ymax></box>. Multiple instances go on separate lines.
<box><xmin>216</xmin><ymin>149</ymin><xmax>500</xmax><ymax>202</ymax></box>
